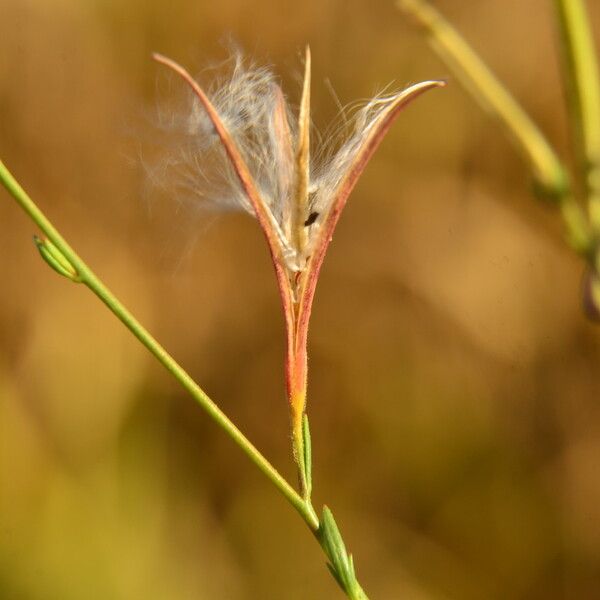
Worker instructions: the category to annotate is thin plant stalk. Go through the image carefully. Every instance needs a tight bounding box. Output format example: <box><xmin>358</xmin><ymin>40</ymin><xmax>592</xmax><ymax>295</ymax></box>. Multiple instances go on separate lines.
<box><xmin>397</xmin><ymin>0</ymin><xmax>592</xmax><ymax>256</ymax></box>
<box><xmin>0</xmin><ymin>157</ymin><xmax>379</xmax><ymax>597</ymax></box>
<box><xmin>553</xmin><ymin>0</ymin><xmax>600</xmax><ymax>253</ymax></box>
<box><xmin>0</xmin><ymin>159</ymin><xmax>319</xmax><ymax>532</ymax></box>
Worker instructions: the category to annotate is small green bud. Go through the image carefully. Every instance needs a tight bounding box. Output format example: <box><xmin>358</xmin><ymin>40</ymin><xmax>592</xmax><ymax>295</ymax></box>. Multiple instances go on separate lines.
<box><xmin>320</xmin><ymin>506</ymin><xmax>368</xmax><ymax>598</ymax></box>
<box><xmin>34</xmin><ymin>236</ymin><xmax>79</xmax><ymax>282</ymax></box>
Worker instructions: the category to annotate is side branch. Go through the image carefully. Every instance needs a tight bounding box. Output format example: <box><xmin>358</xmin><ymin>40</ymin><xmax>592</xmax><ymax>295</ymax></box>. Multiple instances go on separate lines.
<box><xmin>0</xmin><ymin>158</ymin><xmax>319</xmax><ymax>532</ymax></box>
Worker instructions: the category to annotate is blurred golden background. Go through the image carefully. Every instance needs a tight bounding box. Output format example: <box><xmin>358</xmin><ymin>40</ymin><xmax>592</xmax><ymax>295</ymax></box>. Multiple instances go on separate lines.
<box><xmin>2</xmin><ymin>0</ymin><xmax>600</xmax><ymax>598</ymax></box>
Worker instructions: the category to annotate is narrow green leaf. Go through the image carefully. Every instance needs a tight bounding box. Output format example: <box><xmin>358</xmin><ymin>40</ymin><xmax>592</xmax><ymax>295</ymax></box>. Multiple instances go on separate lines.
<box><xmin>302</xmin><ymin>413</ymin><xmax>312</xmax><ymax>499</ymax></box>
<box><xmin>321</xmin><ymin>506</ymin><xmax>351</xmax><ymax>589</ymax></box>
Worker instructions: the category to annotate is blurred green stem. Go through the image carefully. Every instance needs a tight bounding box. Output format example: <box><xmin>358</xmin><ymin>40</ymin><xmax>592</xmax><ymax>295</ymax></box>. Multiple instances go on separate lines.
<box><xmin>554</xmin><ymin>0</ymin><xmax>600</xmax><ymax>261</ymax></box>
<box><xmin>0</xmin><ymin>158</ymin><xmax>319</xmax><ymax>532</ymax></box>
<box><xmin>398</xmin><ymin>0</ymin><xmax>592</xmax><ymax>255</ymax></box>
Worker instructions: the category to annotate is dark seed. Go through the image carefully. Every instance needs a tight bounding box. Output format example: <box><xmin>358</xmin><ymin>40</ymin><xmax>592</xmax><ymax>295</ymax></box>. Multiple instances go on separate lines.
<box><xmin>304</xmin><ymin>211</ymin><xmax>319</xmax><ymax>226</ymax></box>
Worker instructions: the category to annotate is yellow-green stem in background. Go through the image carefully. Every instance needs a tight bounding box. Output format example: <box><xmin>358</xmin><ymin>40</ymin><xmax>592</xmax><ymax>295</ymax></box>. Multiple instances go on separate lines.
<box><xmin>553</xmin><ymin>0</ymin><xmax>600</xmax><ymax>264</ymax></box>
<box><xmin>398</xmin><ymin>0</ymin><xmax>592</xmax><ymax>255</ymax></box>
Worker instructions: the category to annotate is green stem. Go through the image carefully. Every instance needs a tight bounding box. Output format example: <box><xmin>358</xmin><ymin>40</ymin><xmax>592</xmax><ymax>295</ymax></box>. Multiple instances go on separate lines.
<box><xmin>0</xmin><ymin>158</ymin><xmax>319</xmax><ymax>532</ymax></box>
<box><xmin>398</xmin><ymin>0</ymin><xmax>592</xmax><ymax>254</ymax></box>
<box><xmin>0</xmin><ymin>158</ymin><xmax>375</xmax><ymax>596</ymax></box>
<box><xmin>553</xmin><ymin>0</ymin><xmax>600</xmax><ymax>260</ymax></box>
